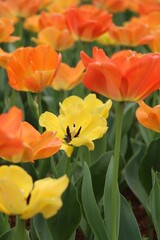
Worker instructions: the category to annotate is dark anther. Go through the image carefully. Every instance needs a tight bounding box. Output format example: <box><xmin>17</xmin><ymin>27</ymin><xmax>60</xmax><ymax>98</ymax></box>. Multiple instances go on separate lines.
<box><xmin>74</xmin><ymin>126</ymin><xmax>82</xmax><ymax>138</ymax></box>
<box><xmin>64</xmin><ymin>126</ymin><xmax>72</xmax><ymax>144</ymax></box>
<box><xmin>64</xmin><ymin>125</ymin><xmax>82</xmax><ymax>144</ymax></box>
<box><xmin>26</xmin><ymin>193</ymin><xmax>31</xmax><ymax>205</ymax></box>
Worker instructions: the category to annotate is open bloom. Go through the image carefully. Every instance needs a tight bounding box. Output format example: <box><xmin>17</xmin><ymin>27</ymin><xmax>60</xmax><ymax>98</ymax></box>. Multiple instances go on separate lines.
<box><xmin>0</xmin><ymin>107</ymin><xmax>23</xmax><ymax>157</ymax></box>
<box><xmin>81</xmin><ymin>47</ymin><xmax>160</xmax><ymax>102</ymax></box>
<box><xmin>136</xmin><ymin>101</ymin><xmax>160</xmax><ymax>133</ymax></box>
<box><xmin>0</xmin><ymin>0</ymin><xmax>42</xmax><ymax>21</ymax></box>
<box><xmin>32</xmin><ymin>12</ymin><xmax>74</xmax><ymax>50</ymax></box>
<box><xmin>39</xmin><ymin>94</ymin><xmax>112</xmax><ymax>157</ymax></box>
<box><xmin>109</xmin><ymin>22</ymin><xmax>154</xmax><ymax>47</ymax></box>
<box><xmin>7</xmin><ymin>45</ymin><xmax>61</xmax><ymax>93</ymax></box>
<box><xmin>51</xmin><ymin>60</ymin><xmax>85</xmax><ymax>91</ymax></box>
<box><xmin>64</xmin><ymin>4</ymin><xmax>112</xmax><ymax>42</ymax></box>
<box><xmin>4</xmin><ymin>121</ymin><xmax>62</xmax><ymax>163</ymax></box>
<box><xmin>0</xmin><ymin>106</ymin><xmax>62</xmax><ymax>163</ymax></box>
<box><xmin>0</xmin><ymin>165</ymin><xmax>69</xmax><ymax>219</ymax></box>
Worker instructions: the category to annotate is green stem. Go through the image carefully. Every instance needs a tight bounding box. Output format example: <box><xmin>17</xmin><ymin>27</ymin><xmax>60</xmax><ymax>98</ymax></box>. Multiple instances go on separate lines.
<box><xmin>111</xmin><ymin>102</ymin><xmax>124</xmax><ymax>240</ymax></box>
<box><xmin>37</xmin><ymin>93</ymin><xmax>43</xmax><ymax>133</ymax></box>
<box><xmin>12</xmin><ymin>216</ymin><xmax>29</xmax><ymax>240</ymax></box>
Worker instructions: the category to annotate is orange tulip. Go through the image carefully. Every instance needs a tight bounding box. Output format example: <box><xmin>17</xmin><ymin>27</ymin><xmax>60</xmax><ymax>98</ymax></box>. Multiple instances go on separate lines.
<box><xmin>7</xmin><ymin>45</ymin><xmax>61</xmax><ymax>93</ymax></box>
<box><xmin>46</xmin><ymin>0</ymin><xmax>80</xmax><ymax>13</ymax></box>
<box><xmin>136</xmin><ymin>101</ymin><xmax>160</xmax><ymax>133</ymax></box>
<box><xmin>93</xmin><ymin>0</ymin><xmax>128</xmax><ymax>13</ymax></box>
<box><xmin>109</xmin><ymin>22</ymin><xmax>154</xmax><ymax>47</ymax></box>
<box><xmin>0</xmin><ymin>106</ymin><xmax>61</xmax><ymax>163</ymax></box>
<box><xmin>0</xmin><ymin>107</ymin><xmax>23</xmax><ymax>157</ymax></box>
<box><xmin>81</xmin><ymin>47</ymin><xmax>160</xmax><ymax>102</ymax></box>
<box><xmin>32</xmin><ymin>27</ymin><xmax>74</xmax><ymax>51</ymax></box>
<box><xmin>3</xmin><ymin>121</ymin><xmax>62</xmax><ymax>163</ymax></box>
<box><xmin>64</xmin><ymin>4</ymin><xmax>112</xmax><ymax>42</ymax></box>
<box><xmin>0</xmin><ymin>0</ymin><xmax>42</xmax><ymax>20</ymax></box>
<box><xmin>32</xmin><ymin>12</ymin><xmax>74</xmax><ymax>50</ymax></box>
<box><xmin>23</xmin><ymin>15</ymin><xmax>41</xmax><ymax>32</ymax></box>
<box><xmin>149</xmin><ymin>29</ymin><xmax>160</xmax><ymax>52</ymax></box>
<box><xmin>0</xmin><ymin>18</ymin><xmax>20</xmax><ymax>43</ymax></box>
<box><xmin>51</xmin><ymin>60</ymin><xmax>85</xmax><ymax>91</ymax></box>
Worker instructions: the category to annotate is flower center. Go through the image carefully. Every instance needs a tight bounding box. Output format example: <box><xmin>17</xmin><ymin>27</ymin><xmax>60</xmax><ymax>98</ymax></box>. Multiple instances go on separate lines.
<box><xmin>64</xmin><ymin>124</ymin><xmax>82</xmax><ymax>144</ymax></box>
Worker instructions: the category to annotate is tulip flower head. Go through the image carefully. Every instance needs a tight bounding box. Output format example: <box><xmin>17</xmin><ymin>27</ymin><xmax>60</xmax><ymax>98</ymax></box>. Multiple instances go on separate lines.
<box><xmin>0</xmin><ymin>18</ymin><xmax>20</xmax><ymax>43</ymax></box>
<box><xmin>136</xmin><ymin>101</ymin><xmax>160</xmax><ymax>133</ymax></box>
<box><xmin>51</xmin><ymin>60</ymin><xmax>85</xmax><ymax>91</ymax></box>
<box><xmin>0</xmin><ymin>106</ymin><xmax>62</xmax><ymax>163</ymax></box>
<box><xmin>64</xmin><ymin>4</ymin><xmax>112</xmax><ymax>42</ymax></box>
<box><xmin>81</xmin><ymin>47</ymin><xmax>160</xmax><ymax>102</ymax></box>
<box><xmin>0</xmin><ymin>165</ymin><xmax>69</xmax><ymax>219</ymax></box>
<box><xmin>39</xmin><ymin>94</ymin><xmax>112</xmax><ymax>157</ymax></box>
<box><xmin>0</xmin><ymin>107</ymin><xmax>23</xmax><ymax>157</ymax></box>
<box><xmin>7</xmin><ymin>45</ymin><xmax>61</xmax><ymax>93</ymax></box>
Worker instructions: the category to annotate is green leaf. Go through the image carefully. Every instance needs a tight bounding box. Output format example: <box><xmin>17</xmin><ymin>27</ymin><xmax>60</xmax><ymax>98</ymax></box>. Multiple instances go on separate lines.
<box><xmin>125</xmin><ymin>141</ymin><xmax>148</xmax><ymax>209</ymax></box>
<box><xmin>0</xmin><ymin>213</ymin><xmax>9</xmax><ymax>236</ymax></box>
<box><xmin>139</xmin><ymin>137</ymin><xmax>160</xmax><ymax>194</ymax></box>
<box><xmin>33</xmin><ymin>214</ymin><xmax>53</xmax><ymax>240</ymax></box>
<box><xmin>90</xmin><ymin>134</ymin><xmax>107</xmax><ymax>163</ymax></box>
<box><xmin>0</xmin><ymin>228</ymin><xmax>15</xmax><ymax>240</ymax></box>
<box><xmin>90</xmin><ymin>151</ymin><xmax>111</xmax><ymax>202</ymax></box>
<box><xmin>81</xmin><ymin>163</ymin><xmax>109</xmax><ymax>240</ymax></box>
<box><xmin>103</xmin><ymin>156</ymin><xmax>120</xmax><ymax>240</ymax></box>
<box><xmin>48</xmin><ymin>182</ymin><xmax>81</xmax><ymax>240</ymax></box>
<box><xmin>148</xmin><ymin>172</ymin><xmax>160</xmax><ymax>240</ymax></box>
<box><xmin>118</xmin><ymin>195</ymin><xmax>142</xmax><ymax>240</ymax></box>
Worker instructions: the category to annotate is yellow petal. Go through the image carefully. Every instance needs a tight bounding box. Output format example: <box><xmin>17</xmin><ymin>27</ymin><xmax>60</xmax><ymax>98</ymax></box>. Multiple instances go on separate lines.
<box><xmin>39</xmin><ymin>112</ymin><xmax>64</xmax><ymax>138</ymax></box>
<box><xmin>0</xmin><ymin>165</ymin><xmax>33</xmax><ymax>198</ymax></box>
<box><xmin>0</xmin><ymin>165</ymin><xmax>33</xmax><ymax>215</ymax></box>
<box><xmin>21</xmin><ymin>175</ymin><xmax>69</xmax><ymax>219</ymax></box>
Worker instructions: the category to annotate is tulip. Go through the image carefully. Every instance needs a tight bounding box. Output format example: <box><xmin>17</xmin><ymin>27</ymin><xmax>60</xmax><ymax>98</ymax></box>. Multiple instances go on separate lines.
<box><xmin>0</xmin><ymin>165</ymin><xmax>69</xmax><ymax>219</ymax></box>
<box><xmin>39</xmin><ymin>94</ymin><xmax>112</xmax><ymax>157</ymax></box>
<box><xmin>7</xmin><ymin>45</ymin><xmax>61</xmax><ymax>93</ymax></box>
<box><xmin>81</xmin><ymin>47</ymin><xmax>160</xmax><ymax>102</ymax></box>
<box><xmin>64</xmin><ymin>4</ymin><xmax>112</xmax><ymax>42</ymax></box>
<box><xmin>0</xmin><ymin>107</ymin><xmax>23</xmax><ymax>157</ymax></box>
<box><xmin>136</xmin><ymin>101</ymin><xmax>160</xmax><ymax>133</ymax></box>
<box><xmin>51</xmin><ymin>60</ymin><xmax>85</xmax><ymax>91</ymax></box>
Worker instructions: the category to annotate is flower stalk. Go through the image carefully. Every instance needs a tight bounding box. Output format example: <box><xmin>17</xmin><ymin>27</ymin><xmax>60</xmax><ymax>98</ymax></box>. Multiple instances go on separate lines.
<box><xmin>111</xmin><ymin>101</ymin><xmax>124</xmax><ymax>240</ymax></box>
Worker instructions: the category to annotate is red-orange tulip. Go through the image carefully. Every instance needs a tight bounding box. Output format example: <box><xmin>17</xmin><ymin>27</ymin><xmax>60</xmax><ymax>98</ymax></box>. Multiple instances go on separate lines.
<box><xmin>0</xmin><ymin>107</ymin><xmax>23</xmax><ymax>157</ymax></box>
<box><xmin>7</xmin><ymin>45</ymin><xmax>61</xmax><ymax>93</ymax></box>
<box><xmin>136</xmin><ymin>101</ymin><xmax>160</xmax><ymax>133</ymax></box>
<box><xmin>81</xmin><ymin>47</ymin><xmax>160</xmax><ymax>102</ymax></box>
<box><xmin>64</xmin><ymin>4</ymin><xmax>112</xmax><ymax>42</ymax></box>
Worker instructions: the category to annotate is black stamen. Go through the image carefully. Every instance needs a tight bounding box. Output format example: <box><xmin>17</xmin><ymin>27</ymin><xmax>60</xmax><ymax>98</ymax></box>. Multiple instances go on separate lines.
<box><xmin>74</xmin><ymin>126</ymin><xmax>82</xmax><ymax>138</ymax></box>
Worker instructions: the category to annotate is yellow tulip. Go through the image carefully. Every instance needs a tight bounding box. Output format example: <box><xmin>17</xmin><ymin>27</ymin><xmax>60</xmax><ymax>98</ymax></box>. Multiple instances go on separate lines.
<box><xmin>39</xmin><ymin>94</ymin><xmax>112</xmax><ymax>157</ymax></box>
<box><xmin>0</xmin><ymin>165</ymin><xmax>69</xmax><ymax>219</ymax></box>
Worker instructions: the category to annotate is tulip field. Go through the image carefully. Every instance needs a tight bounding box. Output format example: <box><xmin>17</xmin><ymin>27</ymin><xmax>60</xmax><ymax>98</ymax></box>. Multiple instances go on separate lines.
<box><xmin>0</xmin><ymin>0</ymin><xmax>160</xmax><ymax>239</ymax></box>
